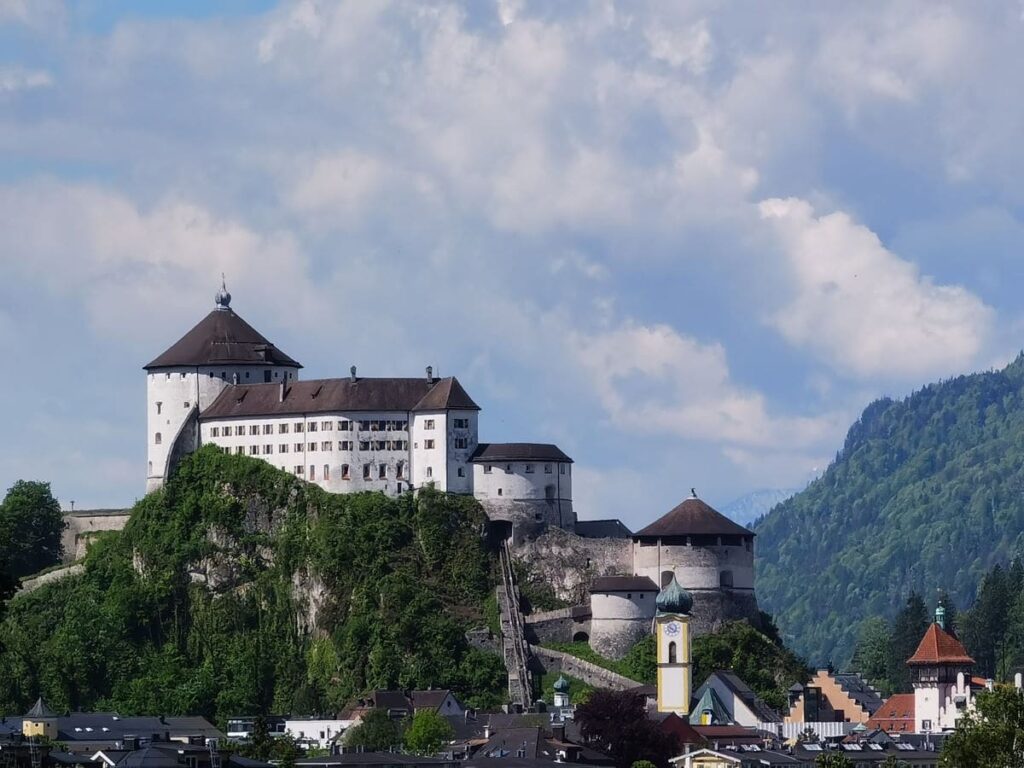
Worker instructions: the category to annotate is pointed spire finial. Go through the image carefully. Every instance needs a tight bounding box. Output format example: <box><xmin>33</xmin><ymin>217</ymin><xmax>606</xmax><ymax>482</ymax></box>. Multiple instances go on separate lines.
<box><xmin>215</xmin><ymin>274</ymin><xmax>232</xmax><ymax>310</ymax></box>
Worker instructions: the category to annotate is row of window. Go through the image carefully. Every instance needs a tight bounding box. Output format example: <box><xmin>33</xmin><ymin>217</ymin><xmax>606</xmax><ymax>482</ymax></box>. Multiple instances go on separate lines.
<box><xmin>213</xmin><ymin>438</ymin><xmax>411</xmax><ymax>453</ymax></box>
<box><xmin>483</xmin><ymin>463</ymin><xmax>567</xmax><ymax>475</ymax></box>
<box><xmin>207</xmin><ymin>419</ymin><xmax>419</xmax><ymax>437</ymax></box>
<box><xmin>156</xmin><ymin>370</ymin><xmax>294</xmax><ymax>382</ymax></box>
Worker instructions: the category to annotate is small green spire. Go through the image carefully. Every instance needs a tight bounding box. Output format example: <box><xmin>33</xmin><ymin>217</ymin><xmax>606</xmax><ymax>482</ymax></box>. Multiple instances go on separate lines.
<box><xmin>553</xmin><ymin>674</ymin><xmax>570</xmax><ymax>693</ymax></box>
<box><xmin>656</xmin><ymin>574</ymin><xmax>693</xmax><ymax>615</ymax></box>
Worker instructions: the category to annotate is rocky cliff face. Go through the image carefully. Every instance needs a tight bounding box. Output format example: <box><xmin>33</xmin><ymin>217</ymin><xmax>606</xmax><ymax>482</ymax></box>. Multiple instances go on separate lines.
<box><xmin>511</xmin><ymin>526</ymin><xmax>632</xmax><ymax>605</ymax></box>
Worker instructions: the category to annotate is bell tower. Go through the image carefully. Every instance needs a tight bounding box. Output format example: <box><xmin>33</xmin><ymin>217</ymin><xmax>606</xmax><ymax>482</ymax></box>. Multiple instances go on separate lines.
<box><xmin>655</xmin><ymin>574</ymin><xmax>693</xmax><ymax>715</ymax></box>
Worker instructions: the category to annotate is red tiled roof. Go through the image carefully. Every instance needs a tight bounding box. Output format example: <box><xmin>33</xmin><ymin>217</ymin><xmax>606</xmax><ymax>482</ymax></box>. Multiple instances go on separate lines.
<box><xmin>907</xmin><ymin>623</ymin><xmax>975</xmax><ymax>665</ymax></box>
<box><xmin>866</xmin><ymin>694</ymin><xmax>915</xmax><ymax>732</ymax></box>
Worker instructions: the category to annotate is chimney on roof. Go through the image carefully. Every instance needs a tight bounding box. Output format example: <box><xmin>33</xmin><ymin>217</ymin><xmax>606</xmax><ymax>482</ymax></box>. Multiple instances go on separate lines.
<box><xmin>426</xmin><ymin>365</ymin><xmax>434</xmax><ymax>384</ymax></box>
<box><xmin>351</xmin><ymin>365</ymin><xmax>357</xmax><ymax>382</ymax></box>
<box><xmin>279</xmin><ymin>381</ymin><xmax>286</xmax><ymax>402</ymax></box>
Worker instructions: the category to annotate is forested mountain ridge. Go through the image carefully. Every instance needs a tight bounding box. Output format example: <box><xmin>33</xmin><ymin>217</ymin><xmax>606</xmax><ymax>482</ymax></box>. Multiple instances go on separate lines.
<box><xmin>0</xmin><ymin>446</ymin><xmax>506</xmax><ymax>720</ymax></box>
<box><xmin>756</xmin><ymin>353</ymin><xmax>1024</xmax><ymax>666</ymax></box>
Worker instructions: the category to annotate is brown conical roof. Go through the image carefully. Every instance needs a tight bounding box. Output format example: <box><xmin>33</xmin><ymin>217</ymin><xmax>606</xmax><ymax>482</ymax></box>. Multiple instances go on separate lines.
<box><xmin>634</xmin><ymin>493</ymin><xmax>754</xmax><ymax>539</ymax></box>
<box><xmin>145</xmin><ymin>308</ymin><xmax>301</xmax><ymax>370</ymax></box>
<box><xmin>907</xmin><ymin>623</ymin><xmax>975</xmax><ymax>666</ymax></box>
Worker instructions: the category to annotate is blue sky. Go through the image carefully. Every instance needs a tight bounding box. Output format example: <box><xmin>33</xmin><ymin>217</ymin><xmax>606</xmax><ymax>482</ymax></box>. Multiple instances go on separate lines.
<box><xmin>2</xmin><ymin>0</ymin><xmax>1023</xmax><ymax>528</ymax></box>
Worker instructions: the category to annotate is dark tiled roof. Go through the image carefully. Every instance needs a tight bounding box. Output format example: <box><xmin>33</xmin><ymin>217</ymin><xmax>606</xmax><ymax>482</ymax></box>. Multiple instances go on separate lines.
<box><xmin>469</xmin><ymin>444</ymin><xmax>573</xmax><ymax>464</ymax></box>
<box><xmin>146</xmin><ymin>309</ymin><xmax>301</xmax><ymax>370</ymax></box>
<box><xmin>908</xmin><ymin>623</ymin><xmax>975</xmax><ymax>666</ymax></box>
<box><xmin>704</xmin><ymin>671</ymin><xmax>782</xmax><ymax>723</ymax></box>
<box><xmin>410</xmin><ymin>690</ymin><xmax>457</xmax><ymax>711</ymax></box>
<box><xmin>590</xmin><ymin>576</ymin><xmax>657</xmax><ymax>593</ymax></box>
<box><xmin>371</xmin><ymin>690</ymin><xmax>413</xmax><ymax>711</ymax></box>
<box><xmin>633</xmin><ymin>496</ymin><xmax>754</xmax><ymax>539</ymax></box>
<box><xmin>573</xmin><ymin>519</ymin><xmax>632</xmax><ymax>539</ymax></box>
<box><xmin>26</xmin><ymin>697</ymin><xmax>56</xmax><ymax>717</ymax></box>
<box><xmin>412</xmin><ymin>378</ymin><xmax>480</xmax><ymax>411</ymax></box>
<box><xmin>832</xmin><ymin>673</ymin><xmax>884</xmax><ymax>715</ymax></box>
<box><xmin>201</xmin><ymin>377</ymin><xmax>476</xmax><ymax>419</ymax></box>
<box><xmin>296</xmin><ymin>755</ymin><xmax>453</xmax><ymax>767</ymax></box>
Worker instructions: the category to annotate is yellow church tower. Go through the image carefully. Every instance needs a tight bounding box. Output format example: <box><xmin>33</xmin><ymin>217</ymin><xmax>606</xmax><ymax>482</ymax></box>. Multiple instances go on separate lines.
<box><xmin>655</xmin><ymin>575</ymin><xmax>693</xmax><ymax>715</ymax></box>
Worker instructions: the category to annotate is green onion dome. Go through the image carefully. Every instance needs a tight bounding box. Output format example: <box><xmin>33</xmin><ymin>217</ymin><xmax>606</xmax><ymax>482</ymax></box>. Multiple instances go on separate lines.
<box><xmin>656</xmin><ymin>574</ymin><xmax>693</xmax><ymax>615</ymax></box>
<box><xmin>553</xmin><ymin>674</ymin><xmax>570</xmax><ymax>693</ymax></box>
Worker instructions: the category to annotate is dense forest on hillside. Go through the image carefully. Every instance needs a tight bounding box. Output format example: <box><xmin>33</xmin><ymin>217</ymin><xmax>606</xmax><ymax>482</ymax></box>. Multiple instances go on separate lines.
<box><xmin>0</xmin><ymin>447</ymin><xmax>506</xmax><ymax>719</ymax></box>
<box><xmin>756</xmin><ymin>354</ymin><xmax>1024</xmax><ymax>666</ymax></box>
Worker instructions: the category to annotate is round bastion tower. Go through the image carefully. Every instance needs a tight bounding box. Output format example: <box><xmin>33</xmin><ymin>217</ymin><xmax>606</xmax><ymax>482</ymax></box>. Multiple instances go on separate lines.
<box><xmin>144</xmin><ymin>281</ymin><xmax>302</xmax><ymax>493</ymax></box>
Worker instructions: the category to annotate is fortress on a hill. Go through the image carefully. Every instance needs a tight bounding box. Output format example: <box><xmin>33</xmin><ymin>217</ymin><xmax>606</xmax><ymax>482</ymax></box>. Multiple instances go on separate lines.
<box><xmin>136</xmin><ymin>283</ymin><xmax>761</xmax><ymax>656</ymax></box>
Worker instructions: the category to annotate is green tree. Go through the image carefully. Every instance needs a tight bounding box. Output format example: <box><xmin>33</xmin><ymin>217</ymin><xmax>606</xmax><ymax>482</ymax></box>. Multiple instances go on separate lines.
<box><xmin>941</xmin><ymin>685</ymin><xmax>1024</xmax><ymax>767</ymax></box>
<box><xmin>887</xmin><ymin>593</ymin><xmax>929</xmax><ymax>692</ymax></box>
<box><xmin>815</xmin><ymin>753</ymin><xmax>853</xmax><ymax>768</ymax></box>
<box><xmin>880</xmin><ymin>756</ymin><xmax>909</xmax><ymax>768</ymax></box>
<box><xmin>575</xmin><ymin>689</ymin><xmax>679</xmax><ymax>768</ymax></box>
<box><xmin>631</xmin><ymin>761</ymin><xmax>657</xmax><ymax>768</ymax></box>
<box><xmin>962</xmin><ymin>566</ymin><xmax>1012</xmax><ymax>679</ymax></box>
<box><xmin>404</xmin><ymin>710</ymin><xmax>454</xmax><ymax>754</ymax></box>
<box><xmin>344</xmin><ymin>709</ymin><xmax>404</xmax><ymax>751</ymax></box>
<box><xmin>0</xmin><ymin>480</ymin><xmax>65</xmax><ymax>580</ymax></box>
<box><xmin>851</xmin><ymin>617</ymin><xmax>892</xmax><ymax>693</ymax></box>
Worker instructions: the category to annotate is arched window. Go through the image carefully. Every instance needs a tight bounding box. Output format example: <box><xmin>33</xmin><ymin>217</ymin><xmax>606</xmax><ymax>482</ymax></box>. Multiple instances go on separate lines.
<box><xmin>154</xmin><ymin>432</ymin><xmax>162</xmax><ymax>445</ymax></box>
<box><xmin>720</xmin><ymin>570</ymin><xmax>734</xmax><ymax>588</ymax></box>
<box><xmin>668</xmin><ymin>641</ymin><xmax>677</xmax><ymax>663</ymax></box>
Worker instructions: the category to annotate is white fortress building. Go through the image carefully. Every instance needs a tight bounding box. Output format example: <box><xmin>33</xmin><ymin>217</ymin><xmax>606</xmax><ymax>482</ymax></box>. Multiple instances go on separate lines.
<box><xmin>145</xmin><ymin>284</ymin><xmax>573</xmax><ymax>526</ymax></box>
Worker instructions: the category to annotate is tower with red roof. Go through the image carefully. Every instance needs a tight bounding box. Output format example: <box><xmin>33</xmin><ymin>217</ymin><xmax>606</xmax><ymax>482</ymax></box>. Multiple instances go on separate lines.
<box><xmin>909</xmin><ymin>605</ymin><xmax>975</xmax><ymax>733</ymax></box>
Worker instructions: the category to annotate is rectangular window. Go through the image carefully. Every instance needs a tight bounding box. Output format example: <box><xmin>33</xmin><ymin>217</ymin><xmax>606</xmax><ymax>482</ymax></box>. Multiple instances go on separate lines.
<box><xmin>505</xmin><ymin>464</ymin><xmax>512</xmax><ymax>474</ymax></box>
<box><xmin>453</xmin><ymin>418</ymin><xmax>469</xmax><ymax>428</ymax></box>
<box><xmin>455</xmin><ymin>438</ymin><xmax>468</xmax><ymax>449</ymax></box>
<box><xmin>560</xmin><ymin>464</ymin><xmax>566</xmax><ymax>475</ymax></box>
<box><xmin>294</xmin><ymin>465</ymin><xmax>304</xmax><ymax>475</ymax></box>
<box><xmin>279</xmin><ymin>423</ymin><xmax>289</xmax><ymax>434</ymax></box>
<box><xmin>396</xmin><ymin>461</ymin><xmax>404</xmax><ymax>479</ymax></box>
<box><xmin>397</xmin><ymin>420</ymin><xmax>408</xmax><ymax>431</ymax></box>
<box><xmin>250</xmin><ymin>425</ymin><xmax>259</xmax><ymax>436</ymax></box>
<box><xmin>340</xmin><ymin>440</ymin><xmax>352</xmax><ymax>450</ymax></box>
<box><xmin>525</xmin><ymin>464</ymin><xmax>534</xmax><ymax>473</ymax></box>
<box><xmin>264</xmin><ymin>424</ymin><xmax>273</xmax><ymax>434</ymax></box>
<box><xmin>156</xmin><ymin>402</ymin><xmax>162</xmax><ymax>414</ymax></box>
<box><xmin>322</xmin><ymin>421</ymin><xmax>332</xmax><ymax>431</ymax></box>
<box><xmin>264</xmin><ymin>445</ymin><xmax>273</xmax><ymax>455</ymax></box>
<box><xmin>359</xmin><ymin>420</ymin><xmax>370</xmax><ymax>431</ymax></box>
<box><xmin>424</xmin><ymin>439</ymin><xmax>435</xmax><ymax>449</ymax></box>
<box><xmin>309</xmin><ymin>465</ymin><xmax>315</xmax><ymax>480</ymax></box>
<box><xmin>295</xmin><ymin>443</ymin><xmax>303</xmax><ymax>452</ymax></box>
<box><xmin>544</xmin><ymin>463</ymin><xmax>552</xmax><ymax>474</ymax></box>
<box><xmin>342</xmin><ymin>463</ymin><xmax>350</xmax><ymax>480</ymax></box>
<box><xmin>279</xmin><ymin>444</ymin><xmax>289</xmax><ymax>453</ymax></box>
<box><xmin>426</xmin><ymin>466</ymin><xmax>433</xmax><ymax>478</ymax></box>
<box><xmin>370</xmin><ymin>420</ymin><xmax>381</xmax><ymax>431</ymax></box>
<box><xmin>457</xmin><ymin>467</ymin><xmax>465</xmax><ymax>477</ymax></box>
<box><xmin>363</xmin><ymin>463</ymin><xmax>372</xmax><ymax>480</ymax></box>
<box><xmin>484</xmin><ymin>464</ymin><xmax>492</xmax><ymax>474</ymax></box>
<box><xmin>323</xmin><ymin>464</ymin><xmax>330</xmax><ymax>480</ymax></box>
<box><xmin>250</xmin><ymin>446</ymin><xmax>259</xmax><ymax>455</ymax></box>
<box><xmin>308</xmin><ymin>422</ymin><xmax>317</xmax><ymax>432</ymax></box>
<box><xmin>309</xmin><ymin>442</ymin><xmax>317</xmax><ymax>452</ymax></box>
<box><xmin>184</xmin><ymin>401</ymin><xmax>190</xmax><ymax>409</ymax></box>
<box><xmin>211</xmin><ymin>427</ymin><xmax>220</xmax><ymax>437</ymax></box>
<box><xmin>379</xmin><ymin>464</ymin><xmax>387</xmax><ymax>479</ymax></box>
<box><xmin>339</xmin><ymin>420</ymin><xmax>351</xmax><ymax>431</ymax></box>
<box><xmin>374</xmin><ymin>440</ymin><xmax>386</xmax><ymax>450</ymax></box>
<box><xmin>235</xmin><ymin>446</ymin><xmax>245</xmax><ymax>455</ymax></box>
<box><xmin>295</xmin><ymin>422</ymin><xmax>304</xmax><ymax>433</ymax></box>
<box><xmin>236</xmin><ymin>426</ymin><xmax>245</xmax><ymax>436</ymax></box>
<box><xmin>322</xmin><ymin>441</ymin><xmax>332</xmax><ymax>451</ymax></box>
<box><xmin>359</xmin><ymin>441</ymin><xmax>370</xmax><ymax>451</ymax></box>
<box><xmin>424</xmin><ymin>419</ymin><xmax>435</xmax><ymax>430</ymax></box>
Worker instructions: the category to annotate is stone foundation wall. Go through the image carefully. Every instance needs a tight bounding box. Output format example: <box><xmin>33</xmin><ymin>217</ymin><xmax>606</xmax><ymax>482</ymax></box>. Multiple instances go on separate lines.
<box><xmin>524</xmin><ymin>607</ymin><xmax>592</xmax><ymax>645</ymax></box>
<box><xmin>590</xmin><ymin>617</ymin><xmax>651</xmax><ymax>660</ymax></box>
<box><xmin>511</xmin><ymin>527</ymin><xmax>632</xmax><ymax>605</ymax></box>
<box><xmin>481</xmin><ymin>499</ymin><xmax>576</xmax><ymax>543</ymax></box>
<box><xmin>62</xmin><ymin>510</ymin><xmax>132</xmax><ymax>563</ymax></box>
<box><xmin>530</xmin><ymin>645</ymin><xmax>642</xmax><ymax>691</ymax></box>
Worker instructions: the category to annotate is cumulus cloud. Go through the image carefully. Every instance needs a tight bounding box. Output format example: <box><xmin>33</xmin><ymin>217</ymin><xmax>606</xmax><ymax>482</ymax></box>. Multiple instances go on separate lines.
<box><xmin>760</xmin><ymin>197</ymin><xmax>993</xmax><ymax>379</ymax></box>
<box><xmin>570</xmin><ymin>320</ymin><xmax>841</xmax><ymax>451</ymax></box>
<box><xmin>0</xmin><ymin>66</ymin><xmax>53</xmax><ymax>92</ymax></box>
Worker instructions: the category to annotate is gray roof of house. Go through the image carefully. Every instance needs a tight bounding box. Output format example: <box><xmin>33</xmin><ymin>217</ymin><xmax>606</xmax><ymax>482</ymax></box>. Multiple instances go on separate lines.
<box><xmin>589</xmin><ymin>575</ymin><xmax>658</xmax><ymax>593</ymax></box>
<box><xmin>832</xmin><ymin>673</ymin><xmax>884</xmax><ymax>715</ymax></box>
<box><xmin>146</xmin><ymin>309</ymin><xmax>301</xmax><ymax>370</ymax></box>
<box><xmin>701</xmin><ymin>671</ymin><xmax>782</xmax><ymax>724</ymax></box>
<box><xmin>469</xmin><ymin>444</ymin><xmax>572</xmax><ymax>464</ymax></box>
<box><xmin>201</xmin><ymin>376</ymin><xmax>479</xmax><ymax>419</ymax></box>
<box><xmin>573</xmin><ymin>520</ymin><xmax>632</xmax><ymax>539</ymax></box>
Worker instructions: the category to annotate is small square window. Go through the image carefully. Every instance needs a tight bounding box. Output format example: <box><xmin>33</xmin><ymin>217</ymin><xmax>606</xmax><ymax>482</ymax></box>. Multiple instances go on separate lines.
<box><xmin>484</xmin><ymin>464</ymin><xmax>492</xmax><ymax>474</ymax></box>
<box><xmin>525</xmin><ymin>464</ymin><xmax>534</xmax><ymax>473</ymax></box>
<box><xmin>424</xmin><ymin>439</ymin><xmax>435</xmax><ymax>449</ymax></box>
<box><xmin>424</xmin><ymin>419</ymin><xmax>435</xmax><ymax>430</ymax></box>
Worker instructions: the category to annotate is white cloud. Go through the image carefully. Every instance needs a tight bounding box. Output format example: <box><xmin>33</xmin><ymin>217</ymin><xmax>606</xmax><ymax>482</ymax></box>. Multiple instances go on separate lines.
<box><xmin>0</xmin><ymin>66</ymin><xmax>53</xmax><ymax>92</ymax></box>
<box><xmin>760</xmin><ymin>197</ymin><xmax>993</xmax><ymax>379</ymax></box>
<box><xmin>570</xmin><ymin>320</ymin><xmax>841</xmax><ymax>450</ymax></box>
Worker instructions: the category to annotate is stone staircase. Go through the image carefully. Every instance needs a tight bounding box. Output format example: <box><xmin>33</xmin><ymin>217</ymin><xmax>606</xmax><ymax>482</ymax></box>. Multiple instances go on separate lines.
<box><xmin>497</xmin><ymin>539</ymin><xmax>534</xmax><ymax>709</ymax></box>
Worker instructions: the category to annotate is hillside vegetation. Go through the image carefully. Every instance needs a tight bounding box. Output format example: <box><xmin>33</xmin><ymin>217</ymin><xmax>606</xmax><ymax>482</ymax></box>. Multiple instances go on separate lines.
<box><xmin>756</xmin><ymin>354</ymin><xmax>1024</xmax><ymax>665</ymax></box>
<box><xmin>0</xmin><ymin>447</ymin><xmax>506</xmax><ymax>719</ymax></box>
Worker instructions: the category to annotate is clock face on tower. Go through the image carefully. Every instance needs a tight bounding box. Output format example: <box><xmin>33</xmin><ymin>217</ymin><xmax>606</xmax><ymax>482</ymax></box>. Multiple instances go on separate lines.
<box><xmin>665</xmin><ymin>622</ymin><xmax>681</xmax><ymax>637</ymax></box>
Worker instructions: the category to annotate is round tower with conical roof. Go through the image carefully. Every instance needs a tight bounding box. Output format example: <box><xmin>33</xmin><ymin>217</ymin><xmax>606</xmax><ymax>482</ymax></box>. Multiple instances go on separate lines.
<box><xmin>144</xmin><ymin>281</ymin><xmax>302</xmax><ymax>492</ymax></box>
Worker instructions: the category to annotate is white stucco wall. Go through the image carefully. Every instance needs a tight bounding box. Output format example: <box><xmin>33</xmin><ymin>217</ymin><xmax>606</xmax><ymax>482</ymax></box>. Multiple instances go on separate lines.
<box><xmin>632</xmin><ymin>540</ymin><xmax>755</xmax><ymax>591</ymax></box>
<box><xmin>472</xmin><ymin>460</ymin><xmax>572</xmax><ymax>502</ymax></box>
<box><xmin>410</xmin><ymin>411</ymin><xmax>447</xmax><ymax>490</ymax></box>
<box><xmin>445</xmin><ymin>409</ymin><xmax>478</xmax><ymax>494</ymax></box>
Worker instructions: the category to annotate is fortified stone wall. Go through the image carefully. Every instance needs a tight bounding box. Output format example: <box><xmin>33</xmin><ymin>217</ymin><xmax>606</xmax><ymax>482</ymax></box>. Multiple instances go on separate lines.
<box><xmin>61</xmin><ymin>510</ymin><xmax>132</xmax><ymax>563</ymax></box>
<box><xmin>523</xmin><ymin>607</ymin><xmax>591</xmax><ymax>645</ymax></box>
<box><xmin>529</xmin><ymin>645</ymin><xmax>642</xmax><ymax>691</ymax></box>
<box><xmin>511</xmin><ymin>527</ymin><xmax>632</xmax><ymax>605</ymax></box>
<box><xmin>481</xmin><ymin>499</ymin><xmax>576</xmax><ymax>542</ymax></box>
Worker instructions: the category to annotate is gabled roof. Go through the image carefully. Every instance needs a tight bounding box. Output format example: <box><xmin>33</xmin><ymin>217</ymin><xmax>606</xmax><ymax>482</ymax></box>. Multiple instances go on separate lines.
<box><xmin>689</xmin><ymin>687</ymin><xmax>732</xmax><ymax>725</ymax></box>
<box><xmin>574</xmin><ymin>519</ymin><xmax>632</xmax><ymax>539</ymax></box>
<box><xmin>590</xmin><ymin>575</ymin><xmax>658</xmax><ymax>593</ymax></box>
<box><xmin>633</xmin><ymin>495</ymin><xmax>753</xmax><ymax>539</ymax></box>
<box><xmin>146</xmin><ymin>309</ymin><xmax>301</xmax><ymax>370</ymax></box>
<box><xmin>412</xmin><ymin>377</ymin><xmax>480</xmax><ymax>411</ymax></box>
<box><xmin>867</xmin><ymin>693</ymin><xmax>915</xmax><ymax>732</ymax></box>
<box><xmin>831</xmin><ymin>673</ymin><xmax>884</xmax><ymax>716</ymax></box>
<box><xmin>704</xmin><ymin>671</ymin><xmax>782</xmax><ymax>723</ymax></box>
<box><xmin>469</xmin><ymin>444</ymin><xmax>573</xmax><ymax>464</ymax></box>
<box><xmin>907</xmin><ymin>623</ymin><xmax>975</xmax><ymax>666</ymax></box>
<box><xmin>201</xmin><ymin>376</ymin><xmax>476</xmax><ymax>419</ymax></box>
